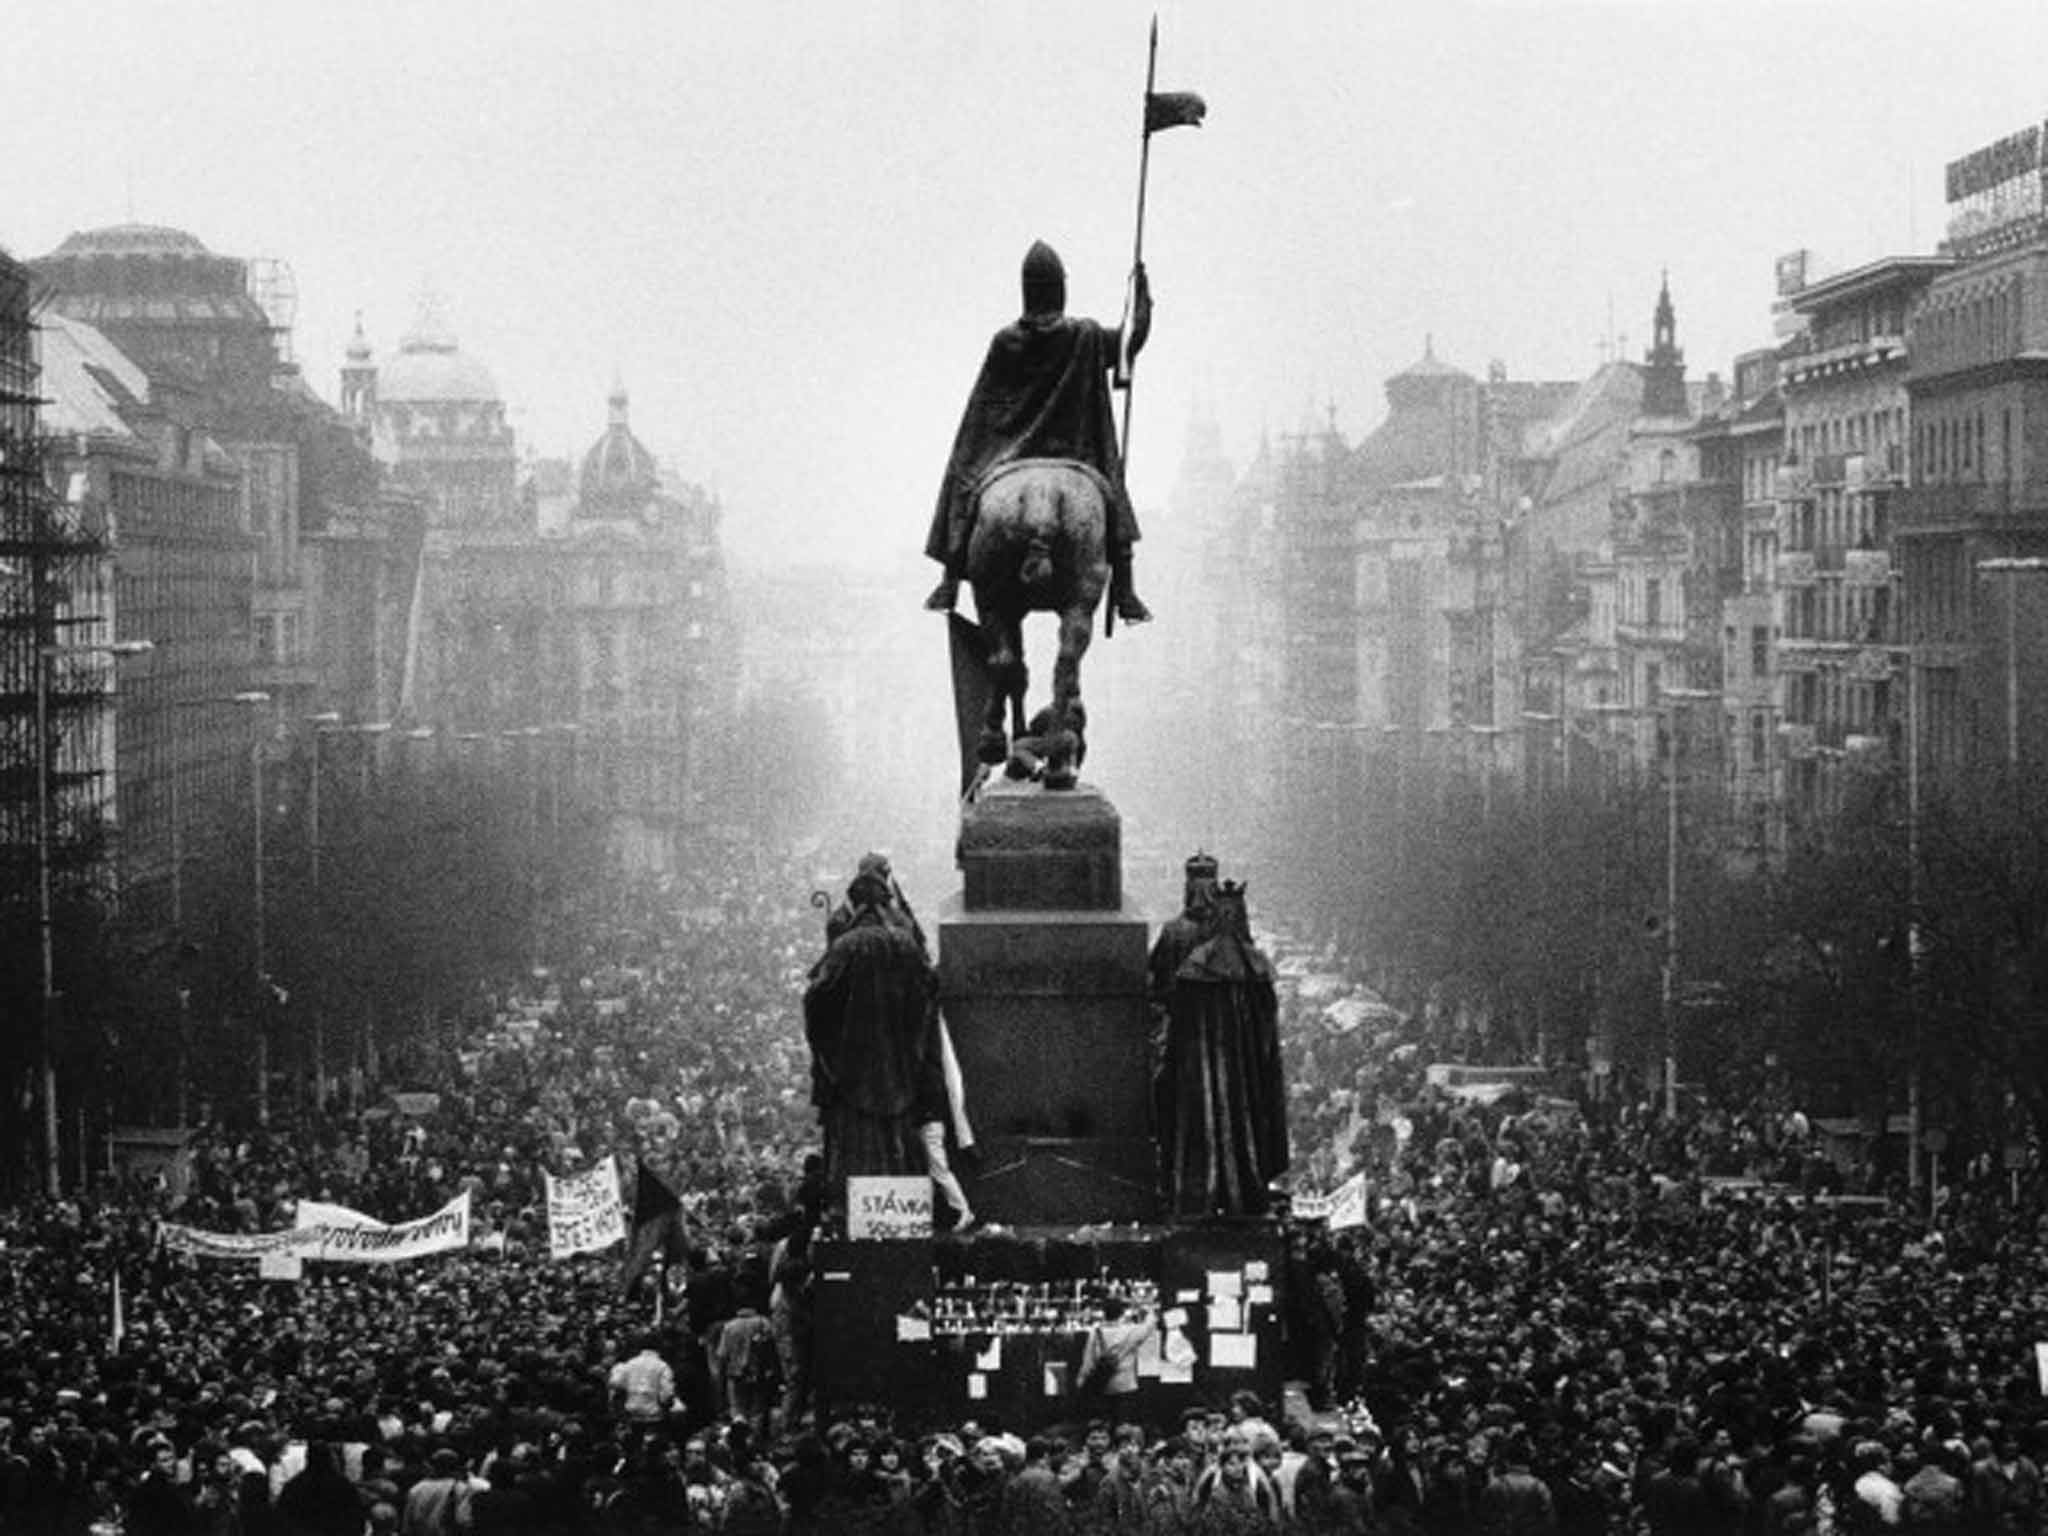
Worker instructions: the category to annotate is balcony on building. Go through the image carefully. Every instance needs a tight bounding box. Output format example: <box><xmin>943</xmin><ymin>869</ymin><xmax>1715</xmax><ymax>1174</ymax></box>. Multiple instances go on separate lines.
<box><xmin>1780</xmin><ymin>332</ymin><xmax>1907</xmax><ymax>388</ymax></box>
<box><xmin>1776</xmin><ymin>550</ymin><xmax>1818</xmax><ymax>585</ymax></box>
<box><xmin>1811</xmin><ymin>452</ymin><xmax>1849</xmax><ymax>488</ymax></box>
<box><xmin>1774</xmin><ymin>461</ymin><xmax>1814</xmax><ymax>500</ymax></box>
<box><xmin>1897</xmin><ymin>481</ymin><xmax>2028</xmax><ymax>535</ymax></box>
<box><xmin>1847</xmin><ymin>446</ymin><xmax>1906</xmax><ymax>489</ymax></box>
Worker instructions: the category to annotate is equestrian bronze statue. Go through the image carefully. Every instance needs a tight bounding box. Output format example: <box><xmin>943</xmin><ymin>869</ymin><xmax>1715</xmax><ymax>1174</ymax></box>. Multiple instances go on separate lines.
<box><xmin>927</xmin><ymin>242</ymin><xmax>1153</xmax><ymax>791</ymax></box>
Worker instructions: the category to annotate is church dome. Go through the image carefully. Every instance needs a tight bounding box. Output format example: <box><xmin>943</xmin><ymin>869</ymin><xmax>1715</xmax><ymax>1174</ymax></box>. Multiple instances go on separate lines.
<box><xmin>1392</xmin><ymin>335</ymin><xmax>1470</xmax><ymax>382</ymax></box>
<box><xmin>378</xmin><ymin>296</ymin><xmax>500</xmax><ymax>403</ymax></box>
<box><xmin>48</xmin><ymin>223</ymin><xmax>213</xmax><ymax>259</ymax></box>
<box><xmin>578</xmin><ymin>382</ymin><xmax>660</xmax><ymax>511</ymax></box>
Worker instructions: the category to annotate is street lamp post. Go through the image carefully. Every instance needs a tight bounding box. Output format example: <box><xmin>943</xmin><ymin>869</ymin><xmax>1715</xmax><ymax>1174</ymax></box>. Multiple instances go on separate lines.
<box><xmin>309</xmin><ymin>718</ymin><xmax>387</xmax><ymax>1107</ymax></box>
<box><xmin>1976</xmin><ymin>557</ymin><xmax>2048</xmax><ymax>775</ymax></box>
<box><xmin>169</xmin><ymin>691</ymin><xmax>269</xmax><ymax>1127</ymax></box>
<box><xmin>1658</xmin><ymin>686</ymin><xmax>1718</xmax><ymax>1119</ymax></box>
<box><xmin>34</xmin><ymin>638</ymin><xmax>153</xmax><ymax>1197</ymax></box>
<box><xmin>305</xmin><ymin>712</ymin><xmax>340</xmax><ymax>890</ymax></box>
<box><xmin>302</xmin><ymin>712</ymin><xmax>341</xmax><ymax>1108</ymax></box>
<box><xmin>252</xmin><ymin>722</ymin><xmax>270</xmax><ymax>1127</ymax></box>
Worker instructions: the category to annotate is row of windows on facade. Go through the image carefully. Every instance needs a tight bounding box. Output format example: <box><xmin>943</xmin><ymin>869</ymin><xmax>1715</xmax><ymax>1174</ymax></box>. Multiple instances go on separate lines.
<box><xmin>1790</xmin><ymin>407</ymin><xmax>1906</xmax><ymax>468</ymax></box>
<box><xmin>1914</xmin><ymin>279</ymin><xmax>2022</xmax><ymax>373</ymax></box>
<box><xmin>1778</xmin><ymin>583</ymin><xmax>1889</xmax><ymax>645</ymax></box>
<box><xmin>111</xmin><ymin>469</ymin><xmax>240</xmax><ymax>536</ymax></box>
<box><xmin>1917</xmin><ymin>404</ymin><xmax>2022</xmax><ymax>485</ymax></box>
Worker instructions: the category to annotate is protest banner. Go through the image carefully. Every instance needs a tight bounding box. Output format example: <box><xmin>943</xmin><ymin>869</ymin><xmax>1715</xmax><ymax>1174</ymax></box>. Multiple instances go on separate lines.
<box><xmin>293</xmin><ymin>1199</ymin><xmax>386</xmax><ymax>1230</ymax></box>
<box><xmin>160</xmin><ymin>1191</ymin><xmax>471</xmax><ymax>1265</ymax></box>
<box><xmin>1292</xmin><ymin>1170</ymin><xmax>1370</xmax><ymax>1230</ymax></box>
<box><xmin>546</xmin><ymin>1157</ymin><xmax>627</xmax><ymax>1258</ymax></box>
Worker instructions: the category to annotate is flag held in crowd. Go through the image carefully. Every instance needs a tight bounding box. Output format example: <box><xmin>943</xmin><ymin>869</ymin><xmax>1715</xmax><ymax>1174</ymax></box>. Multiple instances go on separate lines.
<box><xmin>545</xmin><ymin>1155</ymin><xmax>627</xmax><ymax>1259</ymax></box>
<box><xmin>620</xmin><ymin>1160</ymin><xmax>689</xmax><ymax>1294</ymax></box>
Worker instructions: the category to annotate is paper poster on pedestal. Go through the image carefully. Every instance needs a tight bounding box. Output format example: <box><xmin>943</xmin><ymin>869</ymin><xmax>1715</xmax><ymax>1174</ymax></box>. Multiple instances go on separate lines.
<box><xmin>847</xmin><ymin>1177</ymin><xmax>933</xmax><ymax>1240</ymax></box>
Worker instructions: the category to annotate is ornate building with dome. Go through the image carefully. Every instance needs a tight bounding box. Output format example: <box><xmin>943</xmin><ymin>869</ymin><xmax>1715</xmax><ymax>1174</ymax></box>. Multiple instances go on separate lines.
<box><xmin>362</xmin><ymin>324</ymin><xmax>731</xmax><ymax>872</ymax></box>
<box><xmin>344</xmin><ymin>298</ymin><xmax>518</xmax><ymax>532</ymax></box>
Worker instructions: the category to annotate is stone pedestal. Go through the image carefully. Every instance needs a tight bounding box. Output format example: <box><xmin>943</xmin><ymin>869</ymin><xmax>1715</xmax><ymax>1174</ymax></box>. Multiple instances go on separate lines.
<box><xmin>939</xmin><ymin>780</ymin><xmax>1158</xmax><ymax>1226</ymax></box>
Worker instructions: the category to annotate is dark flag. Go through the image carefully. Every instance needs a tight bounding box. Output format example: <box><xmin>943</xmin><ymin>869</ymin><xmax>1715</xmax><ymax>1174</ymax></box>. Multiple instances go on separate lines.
<box><xmin>620</xmin><ymin>1161</ymin><xmax>688</xmax><ymax>1295</ymax></box>
<box><xmin>1144</xmin><ymin>90</ymin><xmax>1207</xmax><ymax>135</ymax></box>
<box><xmin>947</xmin><ymin>612</ymin><xmax>997</xmax><ymax>800</ymax></box>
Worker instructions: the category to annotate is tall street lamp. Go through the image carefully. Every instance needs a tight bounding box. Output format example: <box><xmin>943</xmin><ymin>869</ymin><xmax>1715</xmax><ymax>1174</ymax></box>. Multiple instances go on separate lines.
<box><xmin>169</xmin><ymin>689</ymin><xmax>270</xmax><ymax>1126</ymax></box>
<box><xmin>35</xmin><ymin>637</ymin><xmax>154</xmax><ymax>1197</ymax></box>
<box><xmin>246</xmin><ymin>699</ymin><xmax>289</xmax><ymax>1126</ymax></box>
<box><xmin>1976</xmin><ymin>556</ymin><xmax>2048</xmax><ymax>775</ymax></box>
<box><xmin>306</xmin><ymin>716</ymin><xmax>388</xmax><ymax>1107</ymax></box>
<box><xmin>1658</xmin><ymin>686</ymin><xmax>1718</xmax><ymax>1119</ymax></box>
<box><xmin>301</xmin><ymin>711</ymin><xmax>341</xmax><ymax>1108</ymax></box>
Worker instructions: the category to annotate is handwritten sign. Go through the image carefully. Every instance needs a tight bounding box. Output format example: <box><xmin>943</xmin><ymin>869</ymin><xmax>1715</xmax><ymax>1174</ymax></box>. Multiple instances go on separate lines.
<box><xmin>846</xmin><ymin>1176</ymin><xmax>932</xmax><ymax>1240</ymax></box>
<box><xmin>545</xmin><ymin>1157</ymin><xmax>626</xmax><ymax>1259</ymax></box>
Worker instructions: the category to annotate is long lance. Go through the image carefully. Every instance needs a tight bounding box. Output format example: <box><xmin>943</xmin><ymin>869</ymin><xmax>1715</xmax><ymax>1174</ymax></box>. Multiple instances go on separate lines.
<box><xmin>1117</xmin><ymin>16</ymin><xmax>1161</xmax><ymax>470</ymax></box>
<box><xmin>1109</xmin><ymin>18</ymin><xmax>1161</xmax><ymax>643</ymax></box>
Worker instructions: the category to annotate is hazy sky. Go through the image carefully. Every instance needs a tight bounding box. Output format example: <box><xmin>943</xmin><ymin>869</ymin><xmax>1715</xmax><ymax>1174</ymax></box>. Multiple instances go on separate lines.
<box><xmin>5</xmin><ymin>0</ymin><xmax>2046</xmax><ymax>574</ymax></box>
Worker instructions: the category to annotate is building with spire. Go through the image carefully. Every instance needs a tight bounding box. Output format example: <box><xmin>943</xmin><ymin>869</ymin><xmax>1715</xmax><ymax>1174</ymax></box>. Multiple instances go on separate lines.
<box><xmin>387</xmin><ymin>352</ymin><xmax>731</xmax><ymax>872</ymax></box>
<box><xmin>1641</xmin><ymin>273</ymin><xmax>1690</xmax><ymax>420</ymax></box>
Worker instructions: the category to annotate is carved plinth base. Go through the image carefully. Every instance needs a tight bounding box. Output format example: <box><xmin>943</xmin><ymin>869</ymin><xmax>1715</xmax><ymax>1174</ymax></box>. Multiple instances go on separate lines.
<box><xmin>957</xmin><ymin>779</ymin><xmax>1121</xmax><ymax>912</ymax></box>
<box><xmin>939</xmin><ymin>782</ymin><xmax>1157</xmax><ymax>1228</ymax></box>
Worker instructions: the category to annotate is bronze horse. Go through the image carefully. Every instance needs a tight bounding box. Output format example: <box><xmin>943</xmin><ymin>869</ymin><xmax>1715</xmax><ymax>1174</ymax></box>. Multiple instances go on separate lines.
<box><xmin>963</xmin><ymin>458</ymin><xmax>1109</xmax><ymax>789</ymax></box>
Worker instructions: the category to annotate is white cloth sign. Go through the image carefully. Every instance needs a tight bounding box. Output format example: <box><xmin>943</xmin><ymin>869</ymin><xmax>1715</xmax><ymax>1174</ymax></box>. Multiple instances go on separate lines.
<box><xmin>292</xmin><ymin>1200</ymin><xmax>386</xmax><ymax>1231</ymax></box>
<box><xmin>160</xmin><ymin>1192</ymin><xmax>471</xmax><ymax>1265</ymax></box>
<box><xmin>1296</xmin><ymin>1171</ymin><xmax>1371</xmax><ymax>1230</ymax></box>
<box><xmin>1328</xmin><ymin>1170</ymin><xmax>1370</xmax><ymax>1230</ymax></box>
<box><xmin>545</xmin><ymin>1157</ymin><xmax>627</xmax><ymax>1259</ymax></box>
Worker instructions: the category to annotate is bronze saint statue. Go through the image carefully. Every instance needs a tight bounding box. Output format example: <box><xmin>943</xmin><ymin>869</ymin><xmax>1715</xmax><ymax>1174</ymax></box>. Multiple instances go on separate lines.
<box><xmin>928</xmin><ymin>243</ymin><xmax>1155</xmax><ymax>787</ymax></box>
<box><xmin>1152</xmin><ymin>872</ymin><xmax>1289</xmax><ymax>1219</ymax></box>
<box><xmin>803</xmin><ymin>863</ymin><xmax>974</xmax><ymax>1231</ymax></box>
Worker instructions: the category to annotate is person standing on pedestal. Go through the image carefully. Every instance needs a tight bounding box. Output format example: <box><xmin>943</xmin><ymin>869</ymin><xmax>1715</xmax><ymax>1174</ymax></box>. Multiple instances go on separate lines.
<box><xmin>1155</xmin><ymin>880</ymin><xmax>1290</xmax><ymax>1218</ymax></box>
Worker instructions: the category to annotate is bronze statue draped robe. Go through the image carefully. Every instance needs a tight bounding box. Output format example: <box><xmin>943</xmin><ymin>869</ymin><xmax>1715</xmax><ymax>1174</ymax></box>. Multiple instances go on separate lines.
<box><xmin>802</xmin><ymin>909</ymin><xmax>944</xmax><ymax>1193</ymax></box>
<box><xmin>1156</xmin><ymin>918</ymin><xmax>1289</xmax><ymax>1218</ymax></box>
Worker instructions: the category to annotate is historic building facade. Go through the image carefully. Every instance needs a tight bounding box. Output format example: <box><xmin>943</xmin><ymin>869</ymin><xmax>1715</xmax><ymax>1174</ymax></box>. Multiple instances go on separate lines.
<box><xmin>38</xmin><ymin>313</ymin><xmax>251</xmax><ymax>943</ymax></box>
<box><xmin>30</xmin><ymin>222</ymin><xmax>419</xmax><ymax>941</ymax></box>
<box><xmin>346</xmin><ymin>303</ymin><xmax>731</xmax><ymax>872</ymax></box>
<box><xmin>1691</xmin><ymin>348</ymin><xmax>1785</xmax><ymax>860</ymax></box>
<box><xmin>1773</xmin><ymin>256</ymin><xmax>1946</xmax><ymax>827</ymax></box>
<box><xmin>1897</xmin><ymin>125</ymin><xmax>2048</xmax><ymax>785</ymax></box>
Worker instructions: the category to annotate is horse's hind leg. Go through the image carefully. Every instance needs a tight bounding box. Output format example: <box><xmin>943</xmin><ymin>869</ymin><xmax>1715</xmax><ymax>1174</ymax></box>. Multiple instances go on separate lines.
<box><xmin>1052</xmin><ymin>603</ymin><xmax>1093</xmax><ymax>726</ymax></box>
<box><xmin>975</xmin><ymin>604</ymin><xmax>1024</xmax><ymax>763</ymax></box>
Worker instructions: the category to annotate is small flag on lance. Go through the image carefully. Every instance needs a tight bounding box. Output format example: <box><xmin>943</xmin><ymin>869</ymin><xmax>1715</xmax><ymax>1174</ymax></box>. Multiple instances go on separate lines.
<box><xmin>1145</xmin><ymin>90</ymin><xmax>1207</xmax><ymax>135</ymax></box>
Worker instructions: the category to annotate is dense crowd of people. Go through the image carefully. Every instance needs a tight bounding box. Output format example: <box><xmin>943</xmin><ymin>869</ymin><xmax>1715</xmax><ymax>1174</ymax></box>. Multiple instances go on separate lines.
<box><xmin>3</xmin><ymin>848</ymin><xmax>2047</xmax><ymax>1533</ymax></box>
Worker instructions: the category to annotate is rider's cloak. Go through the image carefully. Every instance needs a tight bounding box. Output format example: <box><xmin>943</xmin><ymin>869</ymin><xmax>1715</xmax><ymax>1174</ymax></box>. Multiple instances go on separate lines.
<box><xmin>925</xmin><ymin>312</ymin><xmax>1143</xmax><ymax>566</ymax></box>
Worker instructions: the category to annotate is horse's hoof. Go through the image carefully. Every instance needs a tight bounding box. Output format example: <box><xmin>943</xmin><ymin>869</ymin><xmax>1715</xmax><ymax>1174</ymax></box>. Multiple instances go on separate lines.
<box><xmin>1043</xmin><ymin>766</ymin><xmax>1078</xmax><ymax>791</ymax></box>
<box><xmin>976</xmin><ymin>730</ymin><xmax>1008</xmax><ymax>766</ymax></box>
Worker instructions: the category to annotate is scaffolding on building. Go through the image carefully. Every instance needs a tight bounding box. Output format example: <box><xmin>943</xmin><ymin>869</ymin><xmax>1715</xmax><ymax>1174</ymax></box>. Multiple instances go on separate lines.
<box><xmin>0</xmin><ymin>250</ymin><xmax>115</xmax><ymax>1093</ymax></box>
